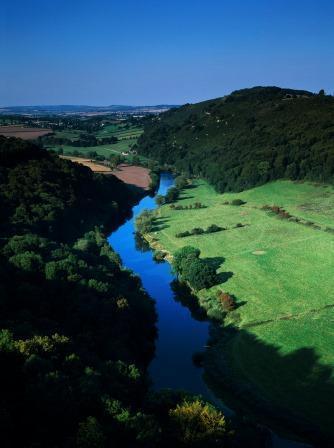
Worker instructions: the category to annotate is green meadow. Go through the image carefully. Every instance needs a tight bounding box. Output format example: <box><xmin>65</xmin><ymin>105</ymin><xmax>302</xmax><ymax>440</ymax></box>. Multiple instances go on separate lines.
<box><xmin>53</xmin><ymin>139</ymin><xmax>138</xmax><ymax>157</ymax></box>
<box><xmin>151</xmin><ymin>179</ymin><xmax>334</xmax><ymax>436</ymax></box>
<box><xmin>49</xmin><ymin>123</ymin><xmax>143</xmax><ymax>160</ymax></box>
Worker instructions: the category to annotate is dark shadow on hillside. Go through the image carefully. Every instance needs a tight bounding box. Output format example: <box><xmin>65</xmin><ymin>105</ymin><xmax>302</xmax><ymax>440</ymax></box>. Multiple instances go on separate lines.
<box><xmin>204</xmin><ymin>325</ymin><xmax>334</xmax><ymax>447</ymax></box>
<box><xmin>170</xmin><ymin>279</ymin><xmax>207</xmax><ymax>322</ymax></box>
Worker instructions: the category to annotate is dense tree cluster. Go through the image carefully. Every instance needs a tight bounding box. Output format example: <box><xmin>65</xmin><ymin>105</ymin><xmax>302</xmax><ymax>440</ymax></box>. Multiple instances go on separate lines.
<box><xmin>172</xmin><ymin>246</ymin><xmax>218</xmax><ymax>291</ymax></box>
<box><xmin>0</xmin><ymin>136</ymin><xmax>138</xmax><ymax>240</ymax></box>
<box><xmin>137</xmin><ymin>87</ymin><xmax>334</xmax><ymax>192</ymax></box>
<box><xmin>176</xmin><ymin>224</ymin><xmax>224</xmax><ymax>238</ymax></box>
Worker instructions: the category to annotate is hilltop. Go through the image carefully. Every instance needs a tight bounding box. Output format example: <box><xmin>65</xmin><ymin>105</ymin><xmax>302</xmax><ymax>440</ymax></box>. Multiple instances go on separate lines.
<box><xmin>137</xmin><ymin>86</ymin><xmax>334</xmax><ymax>191</ymax></box>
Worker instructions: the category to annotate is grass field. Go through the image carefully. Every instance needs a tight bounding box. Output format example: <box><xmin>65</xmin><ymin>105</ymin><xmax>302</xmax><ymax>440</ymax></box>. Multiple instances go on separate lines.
<box><xmin>96</xmin><ymin>124</ymin><xmax>143</xmax><ymax>140</ymax></box>
<box><xmin>49</xmin><ymin>123</ymin><xmax>144</xmax><ymax>161</ymax></box>
<box><xmin>52</xmin><ymin>139</ymin><xmax>138</xmax><ymax>156</ymax></box>
<box><xmin>150</xmin><ymin>179</ymin><xmax>334</xmax><ymax>438</ymax></box>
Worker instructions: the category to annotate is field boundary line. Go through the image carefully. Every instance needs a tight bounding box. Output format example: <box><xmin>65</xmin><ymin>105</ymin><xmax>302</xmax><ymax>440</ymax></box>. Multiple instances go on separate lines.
<box><xmin>241</xmin><ymin>302</ymin><xmax>334</xmax><ymax>329</ymax></box>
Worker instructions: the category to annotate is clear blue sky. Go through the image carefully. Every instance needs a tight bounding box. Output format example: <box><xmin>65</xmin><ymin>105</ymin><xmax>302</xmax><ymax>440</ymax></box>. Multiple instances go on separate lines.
<box><xmin>1</xmin><ymin>0</ymin><xmax>333</xmax><ymax>106</ymax></box>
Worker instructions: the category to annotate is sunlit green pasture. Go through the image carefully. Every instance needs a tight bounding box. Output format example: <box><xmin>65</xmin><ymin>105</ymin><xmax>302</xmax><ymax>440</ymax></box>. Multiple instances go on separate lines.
<box><xmin>151</xmin><ymin>179</ymin><xmax>334</xmax><ymax>437</ymax></box>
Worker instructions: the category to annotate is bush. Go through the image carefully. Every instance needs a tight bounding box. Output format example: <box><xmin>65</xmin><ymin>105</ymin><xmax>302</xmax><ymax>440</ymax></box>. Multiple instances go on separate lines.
<box><xmin>175</xmin><ymin>175</ymin><xmax>188</xmax><ymax>189</ymax></box>
<box><xmin>155</xmin><ymin>195</ymin><xmax>165</xmax><ymax>206</ymax></box>
<box><xmin>191</xmin><ymin>227</ymin><xmax>205</xmax><ymax>235</ymax></box>
<box><xmin>165</xmin><ymin>187</ymin><xmax>179</xmax><ymax>203</ymax></box>
<box><xmin>231</xmin><ymin>199</ymin><xmax>246</xmax><ymax>206</ymax></box>
<box><xmin>169</xmin><ymin>399</ymin><xmax>229</xmax><ymax>446</ymax></box>
<box><xmin>153</xmin><ymin>250</ymin><xmax>166</xmax><ymax>262</ymax></box>
<box><xmin>218</xmin><ymin>292</ymin><xmax>236</xmax><ymax>312</ymax></box>
<box><xmin>206</xmin><ymin>224</ymin><xmax>223</xmax><ymax>233</ymax></box>
<box><xmin>176</xmin><ymin>231</ymin><xmax>191</xmax><ymax>238</ymax></box>
<box><xmin>135</xmin><ymin>210</ymin><xmax>155</xmax><ymax>234</ymax></box>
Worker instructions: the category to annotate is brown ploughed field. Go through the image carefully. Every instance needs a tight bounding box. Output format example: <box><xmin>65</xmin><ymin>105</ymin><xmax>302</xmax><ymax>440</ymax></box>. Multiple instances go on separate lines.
<box><xmin>60</xmin><ymin>156</ymin><xmax>113</xmax><ymax>173</ymax></box>
<box><xmin>61</xmin><ymin>157</ymin><xmax>151</xmax><ymax>189</ymax></box>
<box><xmin>111</xmin><ymin>164</ymin><xmax>151</xmax><ymax>190</ymax></box>
<box><xmin>0</xmin><ymin>126</ymin><xmax>53</xmax><ymax>140</ymax></box>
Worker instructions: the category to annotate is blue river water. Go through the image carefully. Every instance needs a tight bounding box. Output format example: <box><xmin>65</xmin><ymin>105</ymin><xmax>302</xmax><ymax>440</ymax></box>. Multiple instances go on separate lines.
<box><xmin>108</xmin><ymin>172</ymin><xmax>212</xmax><ymax>397</ymax></box>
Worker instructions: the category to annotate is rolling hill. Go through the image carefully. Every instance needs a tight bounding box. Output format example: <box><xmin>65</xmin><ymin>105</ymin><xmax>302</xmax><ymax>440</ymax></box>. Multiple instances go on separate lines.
<box><xmin>137</xmin><ymin>86</ymin><xmax>334</xmax><ymax>191</ymax></box>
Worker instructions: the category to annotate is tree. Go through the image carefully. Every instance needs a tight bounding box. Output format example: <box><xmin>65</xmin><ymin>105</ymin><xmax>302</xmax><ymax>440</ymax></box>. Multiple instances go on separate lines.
<box><xmin>76</xmin><ymin>417</ymin><xmax>105</xmax><ymax>448</ymax></box>
<box><xmin>175</xmin><ymin>175</ymin><xmax>188</xmax><ymax>189</ymax></box>
<box><xmin>155</xmin><ymin>195</ymin><xmax>165</xmax><ymax>206</ymax></box>
<box><xmin>172</xmin><ymin>246</ymin><xmax>201</xmax><ymax>275</ymax></box>
<box><xmin>169</xmin><ymin>399</ymin><xmax>229</xmax><ymax>447</ymax></box>
<box><xmin>182</xmin><ymin>258</ymin><xmax>217</xmax><ymax>291</ymax></box>
<box><xmin>165</xmin><ymin>187</ymin><xmax>179</xmax><ymax>203</ymax></box>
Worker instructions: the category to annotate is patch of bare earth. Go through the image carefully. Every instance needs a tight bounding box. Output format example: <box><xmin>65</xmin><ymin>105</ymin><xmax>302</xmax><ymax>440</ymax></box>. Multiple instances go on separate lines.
<box><xmin>252</xmin><ymin>250</ymin><xmax>266</xmax><ymax>255</ymax></box>
<box><xmin>0</xmin><ymin>126</ymin><xmax>53</xmax><ymax>140</ymax></box>
<box><xmin>112</xmin><ymin>164</ymin><xmax>151</xmax><ymax>190</ymax></box>
<box><xmin>61</xmin><ymin>158</ymin><xmax>151</xmax><ymax>190</ymax></box>
<box><xmin>60</xmin><ymin>156</ymin><xmax>113</xmax><ymax>173</ymax></box>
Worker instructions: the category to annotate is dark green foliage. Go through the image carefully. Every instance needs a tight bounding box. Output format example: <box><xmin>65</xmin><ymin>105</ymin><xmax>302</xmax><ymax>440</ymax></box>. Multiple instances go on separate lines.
<box><xmin>231</xmin><ymin>199</ymin><xmax>246</xmax><ymax>206</ymax></box>
<box><xmin>135</xmin><ymin>210</ymin><xmax>155</xmax><ymax>234</ymax></box>
<box><xmin>137</xmin><ymin>87</ymin><xmax>334</xmax><ymax>192</ymax></box>
<box><xmin>165</xmin><ymin>186</ymin><xmax>180</xmax><ymax>203</ymax></box>
<box><xmin>155</xmin><ymin>194</ymin><xmax>165</xmax><ymax>206</ymax></box>
<box><xmin>172</xmin><ymin>246</ymin><xmax>217</xmax><ymax>290</ymax></box>
<box><xmin>206</xmin><ymin>224</ymin><xmax>223</xmax><ymax>233</ymax></box>
<box><xmin>0</xmin><ymin>138</ymin><xmax>157</xmax><ymax>447</ymax></box>
<box><xmin>176</xmin><ymin>225</ymin><xmax>223</xmax><ymax>238</ymax></box>
<box><xmin>172</xmin><ymin>246</ymin><xmax>201</xmax><ymax>274</ymax></box>
<box><xmin>175</xmin><ymin>175</ymin><xmax>188</xmax><ymax>189</ymax></box>
<box><xmin>0</xmin><ymin>137</ymin><xmax>138</xmax><ymax>240</ymax></box>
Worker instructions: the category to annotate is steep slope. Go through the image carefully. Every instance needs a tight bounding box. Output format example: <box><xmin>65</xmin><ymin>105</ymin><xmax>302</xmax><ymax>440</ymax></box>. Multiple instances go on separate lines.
<box><xmin>137</xmin><ymin>87</ymin><xmax>334</xmax><ymax>191</ymax></box>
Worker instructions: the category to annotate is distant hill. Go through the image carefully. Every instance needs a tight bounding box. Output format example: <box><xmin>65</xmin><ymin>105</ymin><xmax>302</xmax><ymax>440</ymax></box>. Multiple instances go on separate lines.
<box><xmin>137</xmin><ymin>86</ymin><xmax>334</xmax><ymax>191</ymax></box>
<box><xmin>0</xmin><ymin>104</ymin><xmax>179</xmax><ymax>116</ymax></box>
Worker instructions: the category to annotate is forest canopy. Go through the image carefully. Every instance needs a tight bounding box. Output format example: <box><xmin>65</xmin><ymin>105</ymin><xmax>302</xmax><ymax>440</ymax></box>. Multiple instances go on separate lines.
<box><xmin>137</xmin><ymin>87</ymin><xmax>334</xmax><ymax>192</ymax></box>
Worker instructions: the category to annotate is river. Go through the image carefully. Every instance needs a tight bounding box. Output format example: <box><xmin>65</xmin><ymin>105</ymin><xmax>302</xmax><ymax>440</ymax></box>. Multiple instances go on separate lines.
<box><xmin>108</xmin><ymin>172</ymin><xmax>312</xmax><ymax>448</ymax></box>
<box><xmin>108</xmin><ymin>172</ymin><xmax>213</xmax><ymax>398</ymax></box>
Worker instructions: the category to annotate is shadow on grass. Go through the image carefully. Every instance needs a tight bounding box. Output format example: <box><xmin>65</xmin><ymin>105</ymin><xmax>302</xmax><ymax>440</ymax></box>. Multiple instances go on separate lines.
<box><xmin>152</xmin><ymin>217</ymin><xmax>170</xmax><ymax>231</ymax></box>
<box><xmin>217</xmin><ymin>271</ymin><xmax>234</xmax><ymax>284</ymax></box>
<box><xmin>204</xmin><ymin>325</ymin><xmax>334</xmax><ymax>446</ymax></box>
<box><xmin>204</xmin><ymin>256</ymin><xmax>226</xmax><ymax>270</ymax></box>
<box><xmin>178</xmin><ymin>195</ymin><xmax>195</xmax><ymax>200</ymax></box>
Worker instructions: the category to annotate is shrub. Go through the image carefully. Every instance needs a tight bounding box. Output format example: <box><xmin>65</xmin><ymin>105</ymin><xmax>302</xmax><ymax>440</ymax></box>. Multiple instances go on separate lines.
<box><xmin>191</xmin><ymin>227</ymin><xmax>205</xmax><ymax>235</ymax></box>
<box><xmin>218</xmin><ymin>292</ymin><xmax>236</xmax><ymax>312</ymax></box>
<box><xmin>206</xmin><ymin>224</ymin><xmax>223</xmax><ymax>233</ymax></box>
<box><xmin>169</xmin><ymin>399</ymin><xmax>229</xmax><ymax>446</ymax></box>
<box><xmin>135</xmin><ymin>210</ymin><xmax>155</xmax><ymax>234</ymax></box>
<box><xmin>155</xmin><ymin>195</ymin><xmax>165</xmax><ymax>206</ymax></box>
<box><xmin>231</xmin><ymin>199</ymin><xmax>246</xmax><ymax>206</ymax></box>
<box><xmin>165</xmin><ymin>187</ymin><xmax>179</xmax><ymax>203</ymax></box>
<box><xmin>153</xmin><ymin>250</ymin><xmax>166</xmax><ymax>262</ymax></box>
<box><xmin>176</xmin><ymin>231</ymin><xmax>191</xmax><ymax>238</ymax></box>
